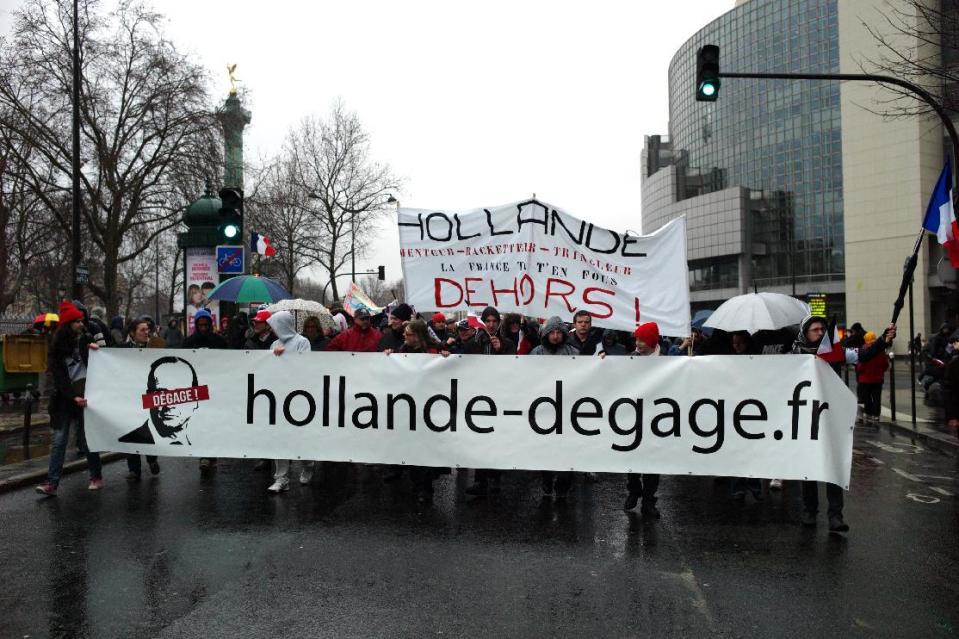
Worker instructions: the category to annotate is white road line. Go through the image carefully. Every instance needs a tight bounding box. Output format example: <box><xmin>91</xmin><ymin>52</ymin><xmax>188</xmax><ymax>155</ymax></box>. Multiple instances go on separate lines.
<box><xmin>914</xmin><ymin>474</ymin><xmax>956</xmax><ymax>482</ymax></box>
<box><xmin>891</xmin><ymin>467</ymin><xmax>923</xmax><ymax>482</ymax></box>
<box><xmin>929</xmin><ymin>487</ymin><xmax>955</xmax><ymax>497</ymax></box>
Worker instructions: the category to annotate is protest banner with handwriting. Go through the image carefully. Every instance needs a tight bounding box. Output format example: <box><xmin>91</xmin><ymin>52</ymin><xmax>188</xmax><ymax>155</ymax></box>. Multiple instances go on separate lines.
<box><xmin>397</xmin><ymin>200</ymin><xmax>691</xmax><ymax>335</ymax></box>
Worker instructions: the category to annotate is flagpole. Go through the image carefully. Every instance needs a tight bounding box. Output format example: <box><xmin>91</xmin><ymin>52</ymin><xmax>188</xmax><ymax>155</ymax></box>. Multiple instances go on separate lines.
<box><xmin>890</xmin><ymin>229</ymin><xmax>926</xmax><ymax>325</ymax></box>
<box><xmin>908</xmin><ymin>280</ymin><xmax>917</xmax><ymax>430</ymax></box>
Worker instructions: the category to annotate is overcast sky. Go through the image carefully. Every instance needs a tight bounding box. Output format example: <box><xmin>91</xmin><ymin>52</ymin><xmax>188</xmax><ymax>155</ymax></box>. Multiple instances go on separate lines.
<box><xmin>0</xmin><ymin>0</ymin><xmax>731</xmax><ymax>285</ymax></box>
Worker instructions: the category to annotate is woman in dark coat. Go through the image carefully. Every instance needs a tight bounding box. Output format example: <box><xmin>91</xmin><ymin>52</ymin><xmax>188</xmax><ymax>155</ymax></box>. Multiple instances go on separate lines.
<box><xmin>35</xmin><ymin>301</ymin><xmax>103</xmax><ymax>495</ymax></box>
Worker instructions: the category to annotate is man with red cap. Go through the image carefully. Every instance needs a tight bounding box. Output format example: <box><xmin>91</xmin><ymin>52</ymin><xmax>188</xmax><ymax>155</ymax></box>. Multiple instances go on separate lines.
<box><xmin>622</xmin><ymin>322</ymin><xmax>663</xmax><ymax>517</ymax></box>
<box><xmin>244</xmin><ymin>309</ymin><xmax>277</xmax><ymax>350</ymax></box>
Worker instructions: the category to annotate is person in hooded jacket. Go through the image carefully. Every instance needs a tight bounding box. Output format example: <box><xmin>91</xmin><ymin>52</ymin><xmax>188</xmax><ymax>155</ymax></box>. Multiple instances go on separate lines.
<box><xmin>929</xmin><ymin>322</ymin><xmax>954</xmax><ymax>361</ymax></box>
<box><xmin>475</xmin><ymin>306</ymin><xmax>517</xmax><ymax>355</ymax></box>
<box><xmin>622</xmin><ymin>322</ymin><xmax>663</xmax><ymax>517</ymax></box>
<box><xmin>531</xmin><ymin>316</ymin><xmax>580</xmax><ymax>499</ymax></box>
<box><xmin>182</xmin><ymin>309</ymin><xmax>228</xmax><ymax>350</ymax></box>
<box><xmin>182</xmin><ymin>308</ymin><xmax>227</xmax><ymax>470</ymax></box>
<box><xmin>73</xmin><ymin>300</ymin><xmax>113</xmax><ymax>348</ymax></box>
<box><xmin>465</xmin><ymin>306</ymin><xmax>515</xmax><ymax>497</ymax></box>
<box><xmin>110</xmin><ymin>316</ymin><xmax>125</xmax><ymax>345</ymax></box>
<box><xmin>791</xmin><ymin>314</ymin><xmax>895</xmax><ymax>532</ymax></box>
<box><xmin>266</xmin><ymin>311</ymin><xmax>315</xmax><ymax>492</ymax></box>
<box><xmin>162</xmin><ymin>318</ymin><xmax>184</xmax><ymax>348</ymax></box>
<box><xmin>35</xmin><ymin>301</ymin><xmax>103</xmax><ymax>495</ymax></box>
<box><xmin>600</xmin><ymin>329</ymin><xmax>629</xmax><ymax>356</ymax></box>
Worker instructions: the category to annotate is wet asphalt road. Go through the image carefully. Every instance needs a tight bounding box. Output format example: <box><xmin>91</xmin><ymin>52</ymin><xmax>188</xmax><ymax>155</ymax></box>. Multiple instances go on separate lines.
<box><xmin>1</xmin><ymin>426</ymin><xmax>957</xmax><ymax>639</ymax></box>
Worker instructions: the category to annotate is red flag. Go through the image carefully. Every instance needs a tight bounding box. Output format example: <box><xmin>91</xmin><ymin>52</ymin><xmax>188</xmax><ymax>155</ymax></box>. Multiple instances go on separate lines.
<box><xmin>517</xmin><ymin>328</ymin><xmax>533</xmax><ymax>355</ymax></box>
<box><xmin>816</xmin><ymin>318</ymin><xmax>845</xmax><ymax>364</ymax></box>
<box><xmin>466</xmin><ymin>312</ymin><xmax>486</xmax><ymax>331</ymax></box>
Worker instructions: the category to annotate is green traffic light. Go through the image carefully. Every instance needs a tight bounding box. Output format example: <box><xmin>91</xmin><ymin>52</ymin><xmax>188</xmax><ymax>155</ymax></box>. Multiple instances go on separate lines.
<box><xmin>223</xmin><ymin>224</ymin><xmax>239</xmax><ymax>239</ymax></box>
<box><xmin>700</xmin><ymin>82</ymin><xmax>717</xmax><ymax>97</ymax></box>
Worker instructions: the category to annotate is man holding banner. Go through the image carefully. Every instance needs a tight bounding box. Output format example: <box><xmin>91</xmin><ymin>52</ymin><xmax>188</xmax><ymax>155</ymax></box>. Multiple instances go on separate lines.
<box><xmin>792</xmin><ymin>314</ymin><xmax>896</xmax><ymax>532</ymax></box>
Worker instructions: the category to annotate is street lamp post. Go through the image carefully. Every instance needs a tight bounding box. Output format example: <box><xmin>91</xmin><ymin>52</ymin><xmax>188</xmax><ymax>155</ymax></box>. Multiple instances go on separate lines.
<box><xmin>71</xmin><ymin>0</ymin><xmax>82</xmax><ymax>300</ymax></box>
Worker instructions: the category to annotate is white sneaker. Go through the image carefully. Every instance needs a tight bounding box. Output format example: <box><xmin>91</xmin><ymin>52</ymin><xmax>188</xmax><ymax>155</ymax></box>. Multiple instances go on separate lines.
<box><xmin>267</xmin><ymin>478</ymin><xmax>290</xmax><ymax>493</ymax></box>
<box><xmin>769</xmin><ymin>479</ymin><xmax>783</xmax><ymax>490</ymax></box>
<box><xmin>299</xmin><ymin>469</ymin><xmax>313</xmax><ymax>485</ymax></box>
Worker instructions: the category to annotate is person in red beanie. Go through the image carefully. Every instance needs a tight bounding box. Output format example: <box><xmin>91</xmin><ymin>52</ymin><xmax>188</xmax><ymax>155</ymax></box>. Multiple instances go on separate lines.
<box><xmin>622</xmin><ymin>322</ymin><xmax>662</xmax><ymax>516</ymax></box>
<box><xmin>631</xmin><ymin>322</ymin><xmax>661</xmax><ymax>356</ymax></box>
<box><xmin>35</xmin><ymin>301</ymin><xmax>104</xmax><ymax>495</ymax></box>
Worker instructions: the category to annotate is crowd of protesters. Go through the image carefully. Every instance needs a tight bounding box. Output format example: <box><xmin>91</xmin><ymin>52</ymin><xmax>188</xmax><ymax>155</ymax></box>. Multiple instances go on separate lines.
<box><xmin>27</xmin><ymin>295</ymin><xmax>931</xmax><ymax>533</ymax></box>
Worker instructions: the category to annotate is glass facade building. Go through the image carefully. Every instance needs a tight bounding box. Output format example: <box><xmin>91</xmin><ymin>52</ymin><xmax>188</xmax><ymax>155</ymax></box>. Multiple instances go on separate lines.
<box><xmin>645</xmin><ymin>0</ymin><xmax>844</xmax><ymax>300</ymax></box>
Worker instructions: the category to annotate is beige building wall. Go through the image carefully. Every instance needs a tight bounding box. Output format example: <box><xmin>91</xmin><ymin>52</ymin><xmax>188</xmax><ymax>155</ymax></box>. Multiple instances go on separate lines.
<box><xmin>839</xmin><ymin>0</ymin><xmax>940</xmax><ymax>353</ymax></box>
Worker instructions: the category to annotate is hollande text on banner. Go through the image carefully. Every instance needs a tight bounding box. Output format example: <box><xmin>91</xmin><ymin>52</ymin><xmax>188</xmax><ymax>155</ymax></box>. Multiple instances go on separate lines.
<box><xmin>85</xmin><ymin>350</ymin><xmax>857</xmax><ymax>487</ymax></box>
<box><xmin>397</xmin><ymin>200</ymin><xmax>691</xmax><ymax>335</ymax></box>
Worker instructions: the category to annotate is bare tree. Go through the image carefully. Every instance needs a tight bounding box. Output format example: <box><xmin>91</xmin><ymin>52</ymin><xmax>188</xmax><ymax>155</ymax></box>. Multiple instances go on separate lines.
<box><xmin>0</xmin><ymin>125</ymin><xmax>61</xmax><ymax>315</ymax></box>
<box><xmin>284</xmin><ymin>101</ymin><xmax>401</xmax><ymax>301</ymax></box>
<box><xmin>0</xmin><ymin>0</ymin><xmax>220</xmax><ymax>317</ymax></box>
<box><xmin>245</xmin><ymin>159</ymin><xmax>323</xmax><ymax>296</ymax></box>
<box><xmin>859</xmin><ymin>1</ymin><xmax>959</xmax><ymax>118</ymax></box>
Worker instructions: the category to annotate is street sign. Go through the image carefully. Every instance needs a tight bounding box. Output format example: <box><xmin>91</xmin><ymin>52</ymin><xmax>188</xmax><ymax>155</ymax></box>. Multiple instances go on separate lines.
<box><xmin>216</xmin><ymin>245</ymin><xmax>245</xmax><ymax>274</ymax></box>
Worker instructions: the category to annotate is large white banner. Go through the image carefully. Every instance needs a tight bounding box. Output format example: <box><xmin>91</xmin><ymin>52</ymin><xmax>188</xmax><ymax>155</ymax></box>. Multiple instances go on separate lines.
<box><xmin>398</xmin><ymin>200</ymin><xmax>691</xmax><ymax>335</ymax></box>
<box><xmin>85</xmin><ymin>350</ymin><xmax>857</xmax><ymax>487</ymax></box>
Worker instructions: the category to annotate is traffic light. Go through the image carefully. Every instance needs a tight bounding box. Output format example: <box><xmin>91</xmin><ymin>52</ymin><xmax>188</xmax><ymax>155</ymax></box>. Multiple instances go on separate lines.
<box><xmin>218</xmin><ymin>187</ymin><xmax>243</xmax><ymax>243</ymax></box>
<box><xmin>696</xmin><ymin>45</ymin><xmax>720</xmax><ymax>102</ymax></box>
<box><xmin>377</xmin><ymin>265</ymin><xmax>386</xmax><ymax>281</ymax></box>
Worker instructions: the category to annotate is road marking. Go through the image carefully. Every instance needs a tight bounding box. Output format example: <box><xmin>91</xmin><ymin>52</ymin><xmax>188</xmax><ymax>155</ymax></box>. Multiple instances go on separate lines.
<box><xmin>929</xmin><ymin>487</ymin><xmax>955</xmax><ymax>497</ymax></box>
<box><xmin>891</xmin><ymin>468</ymin><xmax>922</xmax><ymax>482</ymax></box>
<box><xmin>906</xmin><ymin>493</ymin><xmax>940</xmax><ymax>504</ymax></box>
<box><xmin>914</xmin><ymin>474</ymin><xmax>956</xmax><ymax>482</ymax></box>
<box><xmin>867</xmin><ymin>441</ymin><xmax>924</xmax><ymax>455</ymax></box>
<box><xmin>868</xmin><ymin>457</ymin><xmax>885</xmax><ymax>465</ymax></box>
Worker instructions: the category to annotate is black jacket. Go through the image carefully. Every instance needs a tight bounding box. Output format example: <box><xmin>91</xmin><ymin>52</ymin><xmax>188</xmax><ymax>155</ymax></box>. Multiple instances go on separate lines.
<box><xmin>244</xmin><ymin>331</ymin><xmax>277</xmax><ymax>350</ymax></box>
<box><xmin>379</xmin><ymin>327</ymin><xmax>405</xmax><ymax>352</ymax></box>
<box><xmin>47</xmin><ymin>329</ymin><xmax>87</xmax><ymax>421</ymax></box>
<box><xmin>475</xmin><ymin>330</ymin><xmax>516</xmax><ymax>355</ymax></box>
<box><xmin>182</xmin><ymin>331</ymin><xmax>228</xmax><ymax>349</ymax></box>
<box><xmin>569</xmin><ymin>328</ymin><xmax>603</xmax><ymax>356</ymax></box>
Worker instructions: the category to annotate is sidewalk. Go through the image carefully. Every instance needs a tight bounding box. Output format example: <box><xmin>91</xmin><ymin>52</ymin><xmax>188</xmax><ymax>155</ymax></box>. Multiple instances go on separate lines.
<box><xmin>876</xmin><ymin>406</ymin><xmax>958</xmax><ymax>452</ymax></box>
<box><xmin>0</xmin><ymin>447</ymin><xmax>122</xmax><ymax>494</ymax></box>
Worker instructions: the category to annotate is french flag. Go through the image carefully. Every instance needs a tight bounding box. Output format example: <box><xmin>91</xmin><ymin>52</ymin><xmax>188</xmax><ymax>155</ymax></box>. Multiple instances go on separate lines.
<box><xmin>922</xmin><ymin>161</ymin><xmax>959</xmax><ymax>267</ymax></box>
<box><xmin>250</xmin><ymin>231</ymin><xmax>277</xmax><ymax>257</ymax></box>
<box><xmin>816</xmin><ymin>317</ymin><xmax>845</xmax><ymax>365</ymax></box>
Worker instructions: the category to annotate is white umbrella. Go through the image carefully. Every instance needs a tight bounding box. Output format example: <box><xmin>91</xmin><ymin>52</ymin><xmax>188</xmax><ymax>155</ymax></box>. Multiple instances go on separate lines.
<box><xmin>703</xmin><ymin>292</ymin><xmax>810</xmax><ymax>333</ymax></box>
<box><xmin>267</xmin><ymin>298</ymin><xmax>330</xmax><ymax>315</ymax></box>
<box><xmin>266</xmin><ymin>299</ymin><xmax>333</xmax><ymax>332</ymax></box>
